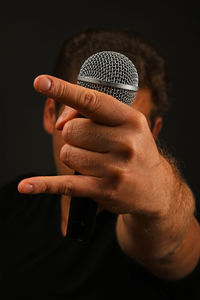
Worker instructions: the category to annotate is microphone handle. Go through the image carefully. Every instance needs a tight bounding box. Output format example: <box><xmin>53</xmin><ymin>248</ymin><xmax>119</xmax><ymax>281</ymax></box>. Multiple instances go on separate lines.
<box><xmin>67</xmin><ymin>171</ymin><xmax>98</xmax><ymax>242</ymax></box>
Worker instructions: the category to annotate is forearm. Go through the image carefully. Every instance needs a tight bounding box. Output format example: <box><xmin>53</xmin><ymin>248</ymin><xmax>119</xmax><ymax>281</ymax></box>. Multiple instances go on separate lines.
<box><xmin>116</xmin><ymin>156</ymin><xmax>200</xmax><ymax>280</ymax></box>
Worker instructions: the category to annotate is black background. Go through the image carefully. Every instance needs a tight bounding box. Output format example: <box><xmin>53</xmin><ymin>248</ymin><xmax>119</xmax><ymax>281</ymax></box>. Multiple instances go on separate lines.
<box><xmin>0</xmin><ymin>1</ymin><xmax>199</xmax><ymax>203</ymax></box>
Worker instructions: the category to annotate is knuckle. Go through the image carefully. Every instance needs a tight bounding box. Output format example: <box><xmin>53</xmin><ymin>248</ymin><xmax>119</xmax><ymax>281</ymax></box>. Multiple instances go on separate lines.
<box><xmin>62</xmin><ymin>119</ymin><xmax>74</xmax><ymax>142</ymax></box>
<box><xmin>80</xmin><ymin>91</ymin><xmax>100</xmax><ymax>113</ymax></box>
<box><xmin>115</xmin><ymin>139</ymin><xmax>135</xmax><ymax>160</ymax></box>
<box><xmin>108</xmin><ymin>166</ymin><xmax>123</xmax><ymax>186</ymax></box>
<box><xmin>134</xmin><ymin>112</ymin><xmax>147</xmax><ymax>129</ymax></box>
<box><xmin>60</xmin><ymin>144</ymin><xmax>72</xmax><ymax>165</ymax></box>
<box><xmin>122</xmin><ymin>144</ymin><xmax>135</xmax><ymax>160</ymax></box>
<box><xmin>56</xmin><ymin>82</ymin><xmax>68</xmax><ymax>99</ymax></box>
<box><xmin>64</xmin><ymin>180</ymin><xmax>74</xmax><ymax>195</ymax></box>
<box><xmin>100</xmin><ymin>166</ymin><xmax>123</xmax><ymax>200</ymax></box>
<box><xmin>42</xmin><ymin>181</ymin><xmax>51</xmax><ymax>193</ymax></box>
<box><xmin>101</xmin><ymin>184</ymin><xmax>114</xmax><ymax>202</ymax></box>
<box><xmin>127</xmin><ymin>110</ymin><xmax>147</xmax><ymax>129</ymax></box>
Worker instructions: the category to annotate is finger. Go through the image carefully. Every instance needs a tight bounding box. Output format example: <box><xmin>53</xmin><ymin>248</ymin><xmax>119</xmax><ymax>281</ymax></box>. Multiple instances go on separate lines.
<box><xmin>61</xmin><ymin>117</ymin><xmax>131</xmax><ymax>154</ymax></box>
<box><xmin>55</xmin><ymin>106</ymin><xmax>80</xmax><ymax>130</ymax></box>
<box><xmin>17</xmin><ymin>175</ymin><xmax>104</xmax><ymax>200</ymax></box>
<box><xmin>60</xmin><ymin>143</ymin><xmax>114</xmax><ymax>176</ymax></box>
<box><xmin>34</xmin><ymin>75</ymin><xmax>135</xmax><ymax>126</ymax></box>
<box><xmin>55</xmin><ymin>106</ymin><xmax>79</xmax><ymax>129</ymax></box>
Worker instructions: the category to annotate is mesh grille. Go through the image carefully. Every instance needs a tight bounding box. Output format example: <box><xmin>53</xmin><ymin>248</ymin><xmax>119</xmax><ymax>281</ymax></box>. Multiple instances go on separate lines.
<box><xmin>78</xmin><ymin>82</ymin><xmax>135</xmax><ymax>105</ymax></box>
<box><xmin>77</xmin><ymin>51</ymin><xmax>138</xmax><ymax>105</ymax></box>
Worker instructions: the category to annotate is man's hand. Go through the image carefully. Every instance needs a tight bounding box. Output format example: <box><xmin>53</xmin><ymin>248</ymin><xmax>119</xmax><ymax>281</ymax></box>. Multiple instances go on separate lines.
<box><xmin>18</xmin><ymin>75</ymin><xmax>165</xmax><ymax>217</ymax></box>
<box><xmin>18</xmin><ymin>75</ymin><xmax>200</xmax><ymax>280</ymax></box>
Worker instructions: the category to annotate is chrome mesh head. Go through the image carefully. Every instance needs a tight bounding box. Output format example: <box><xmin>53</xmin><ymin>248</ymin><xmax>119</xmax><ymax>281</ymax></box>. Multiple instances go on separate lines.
<box><xmin>77</xmin><ymin>51</ymin><xmax>138</xmax><ymax>105</ymax></box>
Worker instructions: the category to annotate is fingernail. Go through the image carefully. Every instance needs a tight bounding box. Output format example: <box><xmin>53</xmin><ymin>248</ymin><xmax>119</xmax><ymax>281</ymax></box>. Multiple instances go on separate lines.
<box><xmin>37</xmin><ymin>77</ymin><xmax>51</xmax><ymax>91</ymax></box>
<box><xmin>21</xmin><ymin>184</ymin><xmax>34</xmax><ymax>194</ymax></box>
<box><xmin>55</xmin><ymin>111</ymin><xmax>68</xmax><ymax>128</ymax></box>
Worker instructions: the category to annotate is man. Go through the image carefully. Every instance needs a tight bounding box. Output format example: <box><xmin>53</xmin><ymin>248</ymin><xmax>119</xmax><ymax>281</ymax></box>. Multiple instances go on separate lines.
<box><xmin>2</xmin><ymin>29</ymin><xmax>200</xmax><ymax>299</ymax></box>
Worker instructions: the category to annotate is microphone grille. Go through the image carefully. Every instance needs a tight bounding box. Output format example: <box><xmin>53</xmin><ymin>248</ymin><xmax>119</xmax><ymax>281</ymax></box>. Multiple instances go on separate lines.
<box><xmin>77</xmin><ymin>51</ymin><xmax>138</xmax><ymax>105</ymax></box>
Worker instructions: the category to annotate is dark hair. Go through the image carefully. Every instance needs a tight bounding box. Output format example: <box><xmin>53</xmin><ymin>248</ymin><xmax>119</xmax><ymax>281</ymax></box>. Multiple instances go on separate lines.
<box><xmin>52</xmin><ymin>28</ymin><xmax>171</xmax><ymax>125</ymax></box>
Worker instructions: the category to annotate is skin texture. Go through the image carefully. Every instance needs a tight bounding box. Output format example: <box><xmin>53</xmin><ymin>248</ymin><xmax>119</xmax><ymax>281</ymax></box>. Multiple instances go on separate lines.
<box><xmin>43</xmin><ymin>87</ymin><xmax>161</xmax><ymax>235</ymax></box>
<box><xmin>18</xmin><ymin>75</ymin><xmax>200</xmax><ymax>281</ymax></box>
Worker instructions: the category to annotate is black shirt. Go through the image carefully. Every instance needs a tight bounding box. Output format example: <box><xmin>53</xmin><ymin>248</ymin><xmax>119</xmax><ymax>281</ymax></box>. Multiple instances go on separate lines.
<box><xmin>1</xmin><ymin>174</ymin><xmax>200</xmax><ymax>299</ymax></box>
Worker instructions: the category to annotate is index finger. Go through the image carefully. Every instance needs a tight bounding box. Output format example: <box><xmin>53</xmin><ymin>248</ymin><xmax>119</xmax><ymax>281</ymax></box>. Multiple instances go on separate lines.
<box><xmin>34</xmin><ymin>75</ymin><xmax>135</xmax><ymax>126</ymax></box>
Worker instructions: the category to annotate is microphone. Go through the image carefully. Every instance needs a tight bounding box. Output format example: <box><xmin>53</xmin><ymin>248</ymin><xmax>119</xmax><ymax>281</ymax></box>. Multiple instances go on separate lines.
<box><xmin>67</xmin><ymin>51</ymin><xmax>139</xmax><ymax>242</ymax></box>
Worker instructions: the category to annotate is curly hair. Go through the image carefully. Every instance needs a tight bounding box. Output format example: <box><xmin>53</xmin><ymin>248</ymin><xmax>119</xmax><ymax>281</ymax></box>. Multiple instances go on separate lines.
<box><xmin>52</xmin><ymin>28</ymin><xmax>171</xmax><ymax>126</ymax></box>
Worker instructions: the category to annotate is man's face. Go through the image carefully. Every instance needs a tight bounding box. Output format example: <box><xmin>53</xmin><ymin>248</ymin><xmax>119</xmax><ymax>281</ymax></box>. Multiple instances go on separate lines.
<box><xmin>44</xmin><ymin>88</ymin><xmax>161</xmax><ymax>176</ymax></box>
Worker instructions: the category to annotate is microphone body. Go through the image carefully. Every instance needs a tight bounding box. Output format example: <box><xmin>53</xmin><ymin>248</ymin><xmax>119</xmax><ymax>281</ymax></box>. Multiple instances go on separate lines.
<box><xmin>67</xmin><ymin>178</ymin><xmax>98</xmax><ymax>242</ymax></box>
<box><xmin>67</xmin><ymin>51</ymin><xmax>138</xmax><ymax>242</ymax></box>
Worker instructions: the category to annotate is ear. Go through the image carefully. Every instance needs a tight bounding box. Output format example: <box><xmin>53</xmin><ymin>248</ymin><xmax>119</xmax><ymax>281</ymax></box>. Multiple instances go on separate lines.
<box><xmin>152</xmin><ymin>117</ymin><xmax>163</xmax><ymax>140</ymax></box>
<box><xmin>43</xmin><ymin>98</ymin><xmax>56</xmax><ymax>134</ymax></box>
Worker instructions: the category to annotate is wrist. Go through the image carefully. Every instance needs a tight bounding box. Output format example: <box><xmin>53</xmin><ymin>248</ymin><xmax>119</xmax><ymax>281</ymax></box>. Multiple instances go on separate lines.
<box><xmin>119</xmin><ymin>157</ymin><xmax>195</xmax><ymax>260</ymax></box>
